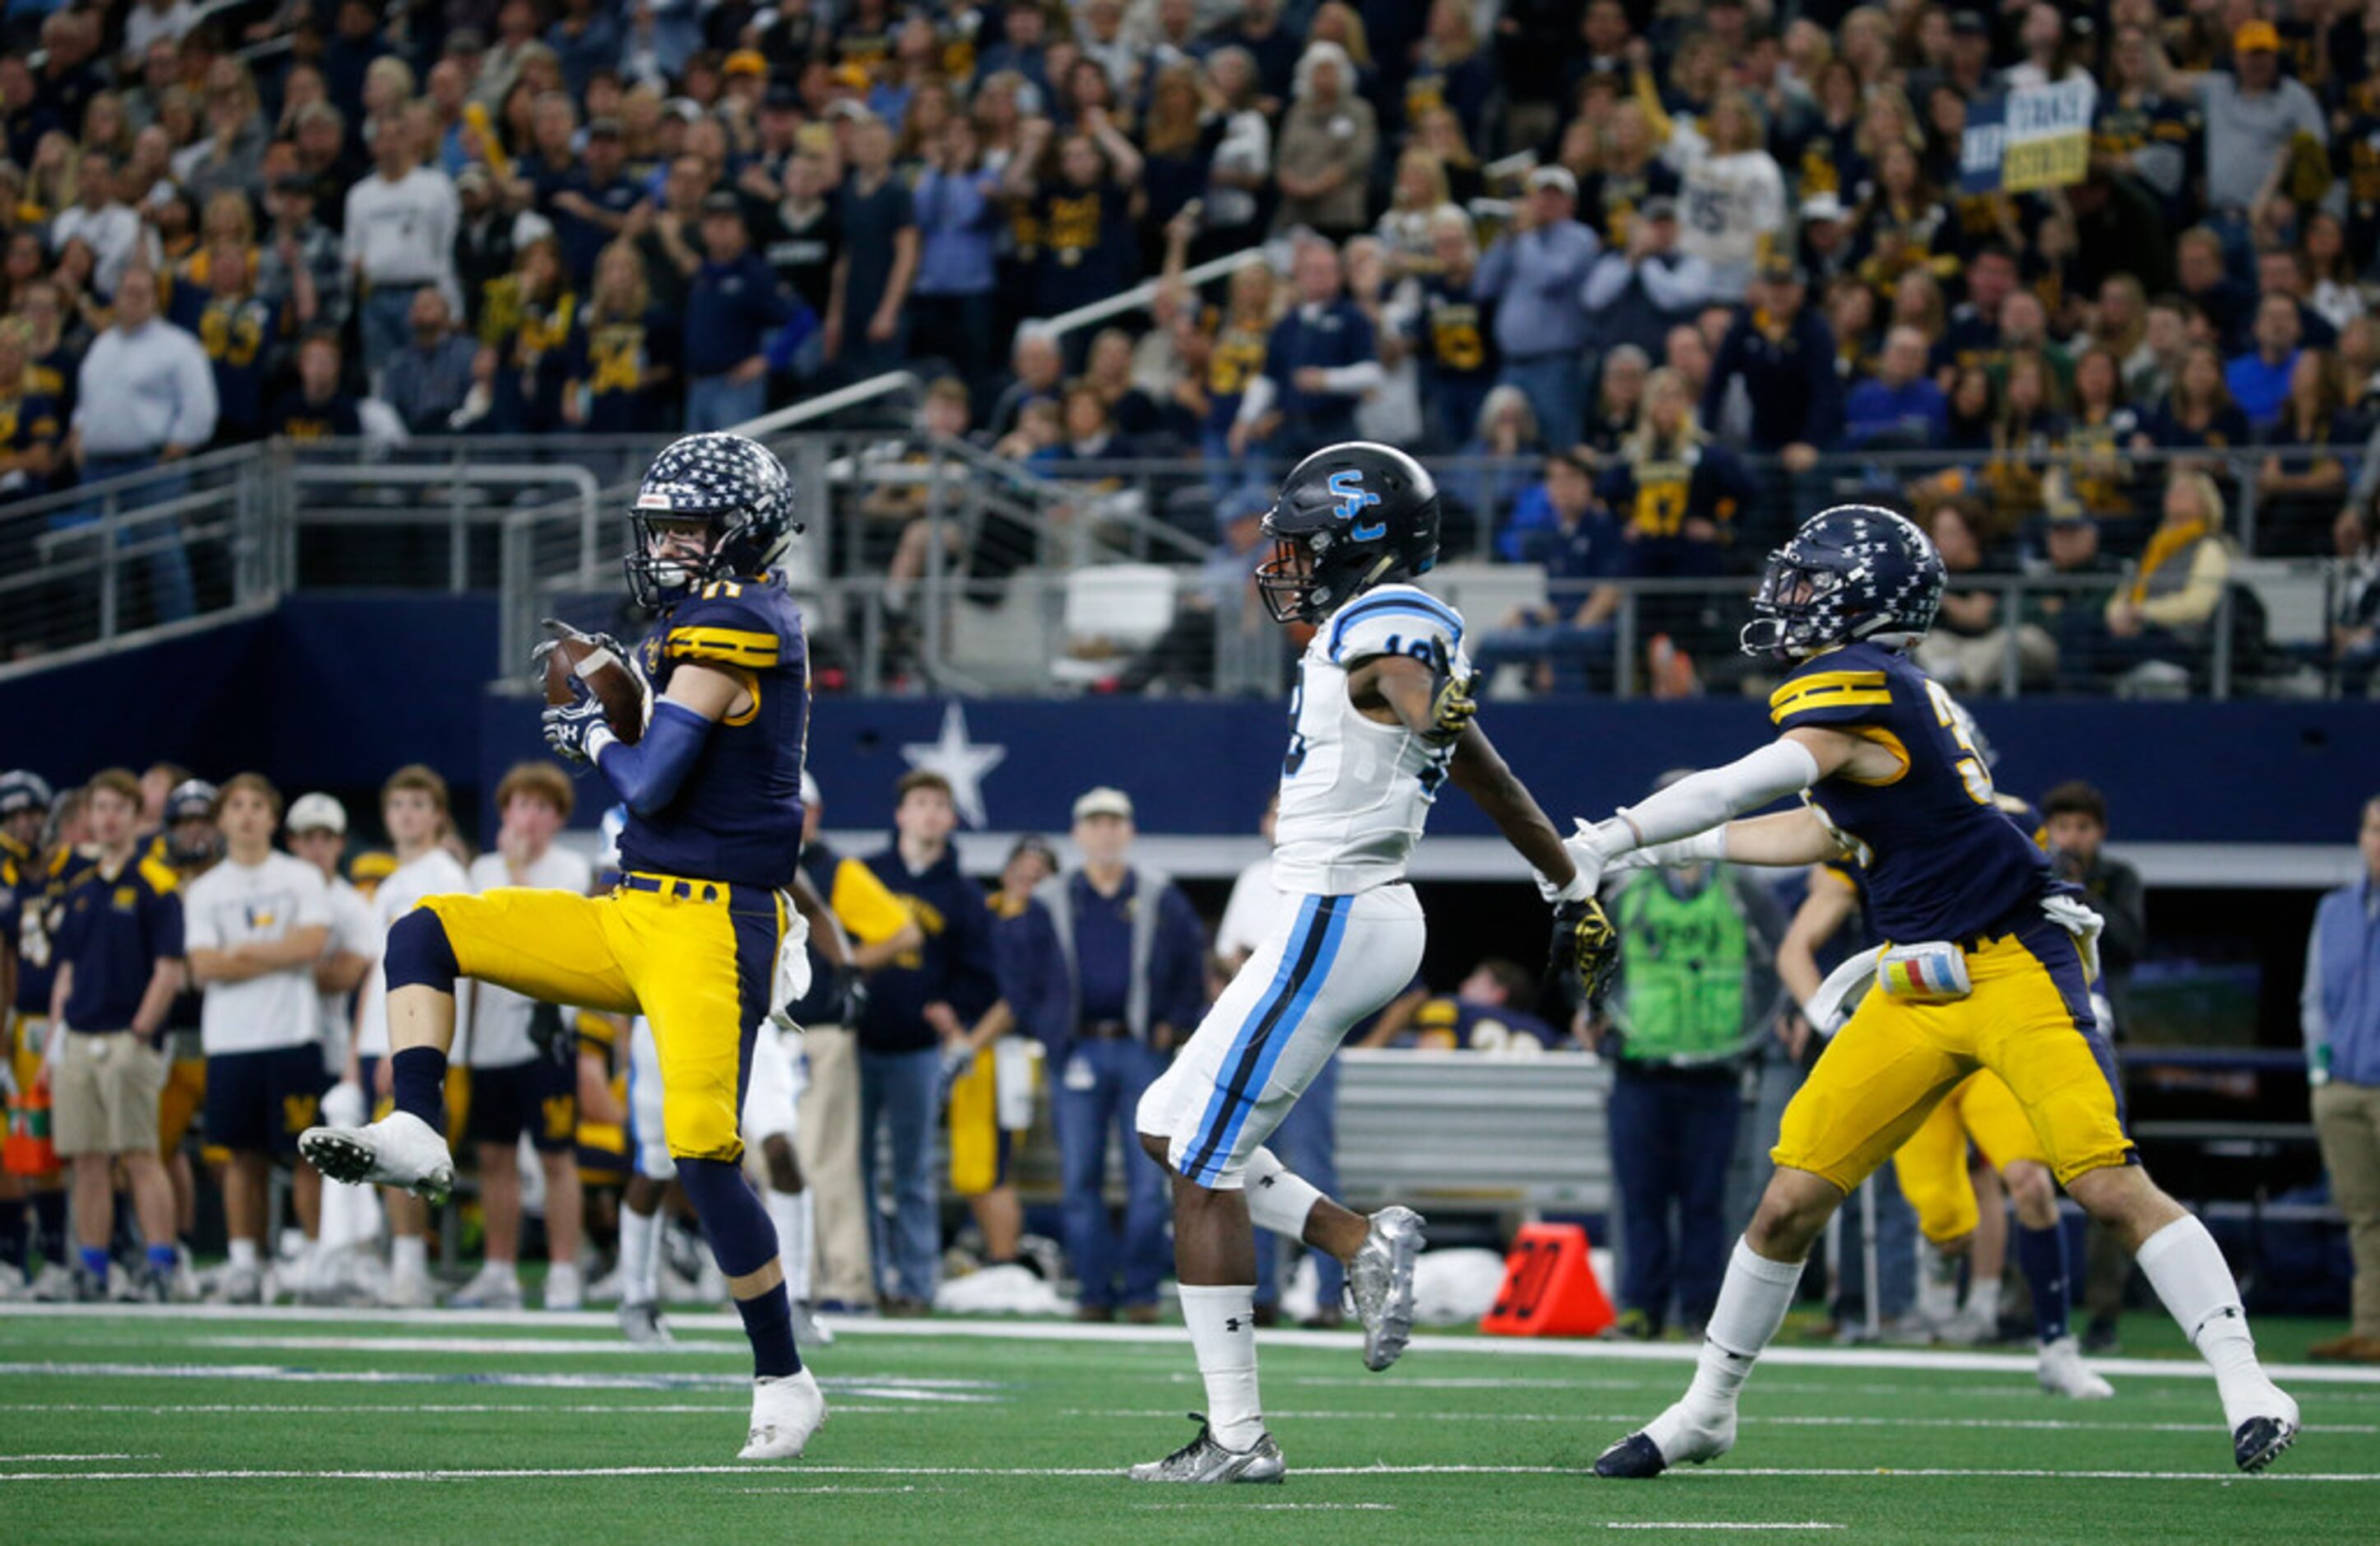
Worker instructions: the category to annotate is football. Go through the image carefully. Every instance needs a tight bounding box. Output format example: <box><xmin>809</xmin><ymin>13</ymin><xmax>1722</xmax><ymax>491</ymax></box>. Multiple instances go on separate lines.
<box><xmin>542</xmin><ymin>632</ymin><xmax>646</xmax><ymax>744</ymax></box>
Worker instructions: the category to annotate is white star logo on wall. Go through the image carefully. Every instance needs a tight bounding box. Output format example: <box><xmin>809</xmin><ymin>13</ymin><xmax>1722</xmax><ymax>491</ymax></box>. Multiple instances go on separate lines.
<box><xmin>899</xmin><ymin>701</ymin><xmax>1007</xmax><ymax>830</ymax></box>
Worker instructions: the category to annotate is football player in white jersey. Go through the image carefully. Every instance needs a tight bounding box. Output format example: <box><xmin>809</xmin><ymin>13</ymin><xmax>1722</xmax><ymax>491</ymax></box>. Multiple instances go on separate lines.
<box><xmin>1130</xmin><ymin>442</ymin><xmax>1618</xmax><ymax>1483</ymax></box>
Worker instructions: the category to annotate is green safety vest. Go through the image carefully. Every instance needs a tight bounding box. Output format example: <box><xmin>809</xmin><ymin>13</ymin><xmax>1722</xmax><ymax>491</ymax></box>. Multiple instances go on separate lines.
<box><xmin>1615</xmin><ymin>868</ymin><xmax>1752</xmax><ymax>1064</ymax></box>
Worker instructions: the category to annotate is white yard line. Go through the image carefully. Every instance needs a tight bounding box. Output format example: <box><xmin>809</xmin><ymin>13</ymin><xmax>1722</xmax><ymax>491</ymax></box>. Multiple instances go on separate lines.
<box><xmin>0</xmin><ymin>1461</ymin><xmax>2373</xmax><ymax>1484</ymax></box>
<box><xmin>1605</xmin><ymin>1525</ymin><xmax>1843</xmax><ymax>1533</ymax></box>
<box><xmin>7</xmin><ymin>1302</ymin><xmax>2378</xmax><ymax>1387</ymax></box>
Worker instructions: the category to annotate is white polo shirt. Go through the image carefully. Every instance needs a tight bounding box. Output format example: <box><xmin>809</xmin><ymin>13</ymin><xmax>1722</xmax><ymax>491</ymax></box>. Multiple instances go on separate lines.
<box><xmin>461</xmin><ymin>846</ymin><xmax>594</xmax><ymax>1069</ymax></box>
<box><xmin>181</xmin><ymin>851</ymin><xmax>332</xmax><ymax>1055</ymax></box>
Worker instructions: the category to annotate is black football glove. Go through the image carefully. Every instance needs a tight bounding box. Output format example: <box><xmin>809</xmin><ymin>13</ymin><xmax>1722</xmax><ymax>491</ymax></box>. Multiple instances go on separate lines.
<box><xmin>1550</xmin><ymin>893</ymin><xmax>1621</xmax><ymax>1010</ymax></box>
<box><xmin>1426</xmin><ymin>668</ymin><xmax>1483</xmax><ymax>744</ymax></box>
<box><xmin>828</xmin><ymin>966</ymin><xmax>869</xmax><ymax>1028</ymax></box>
<box><xmin>527</xmin><ymin>1002</ymin><xmax>573</xmax><ymax>1068</ymax></box>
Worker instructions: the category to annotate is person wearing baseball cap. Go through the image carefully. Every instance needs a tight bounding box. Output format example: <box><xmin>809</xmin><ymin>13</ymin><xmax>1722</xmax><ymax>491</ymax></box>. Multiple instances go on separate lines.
<box><xmin>1005</xmin><ymin>789</ymin><xmax>1205</xmax><ymax>1321</ymax></box>
<box><xmin>1583</xmin><ymin>190</ymin><xmax>1713</xmax><ymax>362</ymax></box>
<box><xmin>2170</xmin><ymin>15</ymin><xmax>2327</xmax><ymax>220</ymax></box>
<box><xmin>1477</xmin><ymin>159</ymin><xmax>1602</xmax><ymax>445</ymax></box>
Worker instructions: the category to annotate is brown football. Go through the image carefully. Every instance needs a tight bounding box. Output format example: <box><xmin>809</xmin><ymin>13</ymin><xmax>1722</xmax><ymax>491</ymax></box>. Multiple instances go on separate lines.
<box><xmin>543</xmin><ymin>634</ymin><xmax>646</xmax><ymax>744</ymax></box>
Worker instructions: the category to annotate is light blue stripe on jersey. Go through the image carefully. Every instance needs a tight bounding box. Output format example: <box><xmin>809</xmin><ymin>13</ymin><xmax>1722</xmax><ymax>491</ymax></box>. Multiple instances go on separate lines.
<box><xmin>1184</xmin><ymin>894</ymin><xmax>1319</xmax><ymax>1181</ymax></box>
<box><xmin>1328</xmin><ymin>594</ymin><xmax>1465</xmax><ymax>663</ymax></box>
<box><xmin>1194</xmin><ymin>896</ymin><xmax>1350</xmax><ymax>1185</ymax></box>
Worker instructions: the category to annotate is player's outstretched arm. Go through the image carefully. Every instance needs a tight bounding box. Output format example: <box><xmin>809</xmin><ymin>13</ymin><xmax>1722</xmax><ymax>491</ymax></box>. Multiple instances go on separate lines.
<box><xmin>1569</xmin><ymin>726</ymin><xmax>1888</xmax><ymax>885</ymax></box>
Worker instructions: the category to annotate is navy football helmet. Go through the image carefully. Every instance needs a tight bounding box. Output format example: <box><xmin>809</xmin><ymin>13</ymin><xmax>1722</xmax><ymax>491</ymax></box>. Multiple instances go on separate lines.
<box><xmin>1256</xmin><ymin>441</ymin><xmax>1441</xmax><ymax>625</ymax></box>
<box><xmin>1741</xmin><ymin>505</ymin><xmax>1945</xmax><ymax>659</ymax></box>
<box><xmin>625</xmin><ymin>431</ymin><xmax>803</xmax><ymax>609</ymax></box>
<box><xmin>0</xmin><ymin>769</ymin><xmax>52</xmax><ymax>821</ymax></box>
<box><xmin>164</xmin><ymin>778</ymin><xmax>221</xmax><ymax>867</ymax></box>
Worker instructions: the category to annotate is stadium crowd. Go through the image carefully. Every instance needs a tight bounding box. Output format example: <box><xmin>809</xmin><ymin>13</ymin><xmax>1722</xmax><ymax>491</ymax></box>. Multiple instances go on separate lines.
<box><xmin>0</xmin><ymin>2</ymin><xmax>2378</xmax><ymax>690</ymax></box>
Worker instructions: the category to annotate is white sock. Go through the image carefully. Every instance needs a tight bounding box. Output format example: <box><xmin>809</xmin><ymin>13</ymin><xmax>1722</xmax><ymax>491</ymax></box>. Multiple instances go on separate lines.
<box><xmin>765</xmin><ymin>1188</ymin><xmax>812</xmax><ymax>1303</ymax></box>
<box><xmin>1969</xmin><ymin>1275</ymin><xmax>2002</xmax><ymax>1325</ymax></box>
<box><xmin>1241</xmin><ymin>1148</ymin><xmax>1323</xmax><ymax>1241</ymax></box>
<box><xmin>486</xmin><ymin>1258</ymin><xmax>519</xmax><ymax>1283</ymax></box>
<box><xmin>2136</xmin><ymin>1214</ymin><xmax>2273</xmax><ymax>1427</ymax></box>
<box><xmin>546</xmin><ymin>1261</ymin><xmax>581</xmax><ymax>1306</ymax></box>
<box><xmin>1179</xmin><ymin>1283</ymin><xmax>1263</xmax><ymax>1452</ymax></box>
<box><xmin>620</xmin><ymin>1204</ymin><xmax>662</xmax><ymax>1306</ymax></box>
<box><xmin>228</xmin><ymin>1238</ymin><xmax>260</xmax><ymax>1272</ymax></box>
<box><xmin>1649</xmin><ymin>1238</ymin><xmax>1803</xmax><ymax>1455</ymax></box>
<box><xmin>391</xmin><ymin>1235</ymin><xmax>428</xmax><ymax>1279</ymax></box>
<box><xmin>1916</xmin><ymin>1249</ymin><xmax>1959</xmax><ymax>1326</ymax></box>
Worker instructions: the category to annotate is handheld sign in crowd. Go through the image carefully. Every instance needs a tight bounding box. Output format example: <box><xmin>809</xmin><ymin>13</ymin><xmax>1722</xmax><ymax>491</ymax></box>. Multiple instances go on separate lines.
<box><xmin>1959</xmin><ymin>79</ymin><xmax>2096</xmax><ymax>195</ymax></box>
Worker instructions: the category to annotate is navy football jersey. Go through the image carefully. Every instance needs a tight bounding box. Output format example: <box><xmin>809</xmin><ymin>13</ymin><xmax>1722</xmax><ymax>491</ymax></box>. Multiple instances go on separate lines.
<box><xmin>1768</xmin><ymin>642</ymin><xmax>2048</xmax><ymax>944</ymax></box>
<box><xmin>622</xmin><ymin>574</ymin><xmax>810</xmax><ymax>891</ymax></box>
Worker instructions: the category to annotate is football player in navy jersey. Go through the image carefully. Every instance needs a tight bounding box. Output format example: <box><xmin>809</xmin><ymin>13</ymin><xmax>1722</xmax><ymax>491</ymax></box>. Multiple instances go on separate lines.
<box><xmin>1578</xmin><ymin>505</ymin><xmax>2297</xmax><ymax>1478</ymax></box>
<box><xmin>301</xmin><ymin>431</ymin><xmax>825</xmax><ymax>1462</ymax></box>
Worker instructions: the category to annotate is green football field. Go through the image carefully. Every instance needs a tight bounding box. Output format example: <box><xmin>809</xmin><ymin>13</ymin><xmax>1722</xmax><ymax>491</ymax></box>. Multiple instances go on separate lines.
<box><xmin>2</xmin><ymin>1304</ymin><xmax>2374</xmax><ymax>1544</ymax></box>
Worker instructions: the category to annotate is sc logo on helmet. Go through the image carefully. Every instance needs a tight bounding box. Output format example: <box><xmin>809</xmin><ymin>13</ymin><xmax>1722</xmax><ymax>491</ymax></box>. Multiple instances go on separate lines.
<box><xmin>1327</xmin><ymin>469</ymin><xmax>1384</xmax><ymax>540</ymax></box>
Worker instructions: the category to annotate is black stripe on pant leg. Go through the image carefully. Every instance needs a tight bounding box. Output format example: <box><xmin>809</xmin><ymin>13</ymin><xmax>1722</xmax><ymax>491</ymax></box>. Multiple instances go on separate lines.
<box><xmin>729</xmin><ymin>900</ymin><xmax>780</xmax><ymax>1118</ymax></box>
<box><xmin>1182</xmin><ymin>895</ymin><xmax>1342</xmax><ymax>1184</ymax></box>
<box><xmin>2014</xmin><ymin>913</ymin><xmax>2140</xmax><ymax>1158</ymax></box>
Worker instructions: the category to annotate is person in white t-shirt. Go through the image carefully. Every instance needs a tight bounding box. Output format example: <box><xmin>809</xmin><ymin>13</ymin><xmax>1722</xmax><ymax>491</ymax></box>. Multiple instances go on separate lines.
<box><xmin>180</xmin><ymin>775</ymin><xmax>332</xmax><ymax>1304</ymax></box>
<box><xmin>1214</xmin><ymin>793</ymin><xmax>1290</xmax><ymax>974</ymax></box>
<box><xmin>449</xmin><ymin>764</ymin><xmax>594</xmax><ymax>1312</ymax></box>
<box><xmin>348</xmin><ymin>766</ymin><xmax>472</xmax><ymax>1307</ymax></box>
<box><xmin>285</xmin><ymin>794</ymin><xmax>377</xmax><ymax>1076</ymax></box>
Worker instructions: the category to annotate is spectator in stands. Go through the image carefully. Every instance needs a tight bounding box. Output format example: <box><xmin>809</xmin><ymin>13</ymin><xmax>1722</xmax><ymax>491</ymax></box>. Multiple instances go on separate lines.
<box><xmin>1230</xmin><ymin>237</ymin><xmax>1378</xmax><ymax>463</ymax></box>
<box><xmin>257</xmin><ymin>174</ymin><xmax>342</xmax><ymax>336</ymax></box>
<box><xmin>2168</xmin><ymin>21</ymin><xmax>2327</xmax><ymax>272</ymax></box>
<box><xmin>67</xmin><ymin>261</ymin><xmax>214</xmax><ymax>623</ymax></box>
<box><xmin>1272</xmin><ymin>42</ymin><xmax>1374</xmax><ymax>242</ymax></box>
<box><xmin>52</xmin><ymin>150</ymin><xmax>145</xmax><ymax>300</ymax></box>
<box><xmin>381</xmin><ymin>287</ymin><xmax>477</xmax><ymax>435</ymax></box>
<box><xmin>2173</xmin><ymin>226</ymin><xmax>2256</xmax><ymax>355</ymax></box>
<box><xmin>1916</xmin><ymin>496</ymin><xmax>2056</xmax><ymax>696</ymax></box>
<box><xmin>2256</xmin><ymin>351</ymin><xmax>2358</xmax><ymax>556</ymax></box>
<box><xmin>2080</xmin><ymin>469</ymin><xmax>2238</xmax><ymax>687</ymax></box>
<box><xmin>480</xmin><ymin>235</ymin><xmax>577</xmax><ymax>434</ymax></box>
<box><xmin>1600</xmin><ymin>366</ymin><xmax>1755</xmax><ymax>692</ymax></box>
<box><xmin>859</xmin><ymin>771</ymin><xmax>1002</xmax><ymax>1315</ymax></box>
<box><xmin>181</xmin><ymin>774</ymin><xmax>329</xmax><ymax>1305</ymax></box>
<box><xmin>1476</xmin><ymin>449</ymin><xmax>1625</xmax><ymax>695</ymax></box>
<box><xmin>1703</xmin><ymin>255</ymin><xmax>1838</xmax><ymax>538</ymax></box>
<box><xmin>2307</xmin><ymin>795</ymin><xmax>2380</xmax><ymax>1363</ymax></box>
<box><xmin>547</xmin><ymin>116</ymin><xmax>643</xmax><ymax>289</ymax></box>
<box><xmin>46</xmin><ymin>767</ymin><xmax>183</xmax><ymax>1302</ymax></box>
<box><xmin>1582</xmin><ymin>194</ymin><xmax>1712</xmax><ymax>366</ymax></box>
<box><xmin>1845</xmin><ymin>325</ymin><xmax>1951</xmax><ymax>449</ymax></box>
<box><xmin>828</xmin><ymin>114</ymin><xmax>918</xmax><ymax>382</ymax></box>
<box><xmin>186</xmin><ymin>235</ymin><xmax>277</xmax><ymax>445</ymax></box>
<box><xmin>2328</xmin><ymin>508</ymin><xmax>2380</xmax><ymax>695</ymax></box>
<box><xmin>2029</xmin><ymin>506</ymin><xmax>2127</xmax><ymax>678</ymax></box>
<box><xmin>1583</xmin><ymin>345</ymin><xmax>1649</xmax><ymax>457</ymax></box>
<box><xmin>1403</xmin><ymin>207</ymin><xmax>1494</xmax><ymax>456</ymax></box>
<box><xmin>684</xmin><ymin>192</ymin><xmax>794</xmax><ymax>432</ymax></box>
<box><xmin>908</xmin><ymin>115</ymin><xmax>1001</xmax><ymax>389</ymax></box>
<box><xmin>2138</xmin><ymin>342</ymin><xmax>2252</xmax><ymax>458</ymax></box>
<box><xmin>565</xmin><ymin>240</ymin><xmax>678</xmax><ymax>433</ymax></box>
<box><xmin>1669</xmin><ymin>90</ymin><xmax>1788</xmax><ymax>305</ymax></box>
<box><xmin>1597</xmin><ymin>770</ymin><xmax>1784</xmax><ymax>1339</ymax></box>
<box><xmin>999</xmin><ymin>787</ymin><xmax>1203</xmax><ymax>1324</ymax></box>
<box><xmin>1208</xmin><ymin>0</ymin><xmax>1299</xmax><ymax>106</ymax></box>
<box><xmin>1007</xmin><ymin>111</ymin><xmax>1141</xmax><ymax>326</ymax></box>
<box><xmin>2228</xmin><ymin>292</ymin><xmax>2304</xmax><ymax>431</ymax></box>
<box><xmin>344</xmin><ymin>116</ymin><xmax>459</xmax><ymax>383</ymax></box>
<box><xmin>267</xmin><ymin>330</ymin><xmax>364</xmax><ymax>441</ymax></box>
<box><xmin>452</xmin><ymin>764</ymin><xmax>593</xmax><ymax>1312</ymax></box>
<box><xmin>0</xmin><ymin>321</ymin><xmax>61</xmax><ymax>501</ymax></box>
<box><xmin>1474</xmin><ymin>164</ymin><xmax>1599</xmax><ymax>448</ymax></box>
<box><xmin>2126</xmin><ymin>296</ymin><xmax>2190</xmax><ymax>407</ymax></box>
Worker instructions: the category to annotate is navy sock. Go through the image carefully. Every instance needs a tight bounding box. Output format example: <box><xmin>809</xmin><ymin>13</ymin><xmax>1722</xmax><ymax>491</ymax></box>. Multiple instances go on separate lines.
<box><xmin>78</xmin><ymin>1245</ymin><xmax>108</xmax><ymax>1277</ymax></box>
<box><xmin>2017</xmin><ymin>1221</ymin><xmax>2071</xmax><ymax>1344</ymax></box>
<box><xmin>391</xmin><ymin>1046</ymin><xmax>449</xmax><ymax>1135</ymax></box>
<box><xmin>735</xmin><ymin>1282</ymin><xmax>802</xmax><ymax>1380</ymax></box>
<box><xmin>0</xmin><ymin>1203</ymin><xmax>25</xmax><ymax>1275</ymax></box>
<box><xmin>675</xmin><ymin>1156</ymin><xmax>779</xmax><ymax>1277</ymax></box>
<box><xmin>31</xmin><ymin>1190</ymin><xmax>65</xmax><ymax>1264</ymax></box>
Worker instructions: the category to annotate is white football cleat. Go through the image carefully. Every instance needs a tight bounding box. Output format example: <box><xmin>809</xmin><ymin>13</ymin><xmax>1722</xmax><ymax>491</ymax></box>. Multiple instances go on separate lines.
<box><xmin>739</xmin><ymin>1367</ymin><xmax>827</xmax><ymax>1460</ymax></box>
<box><xmin>2038</xmin><ymin>1334</ymin><xmax>2115</xmax><ymax>1399</ymax></box>
<box><xmin>1348</xmin><ymin>1204</ymin><xmax>1426</xmax><ymax>1372</ymax></box>
<box><xmin>446</xmin><ymin>1263</ymin><xmax>524</xmax><ymax>1310</ymax></box>
<box><xmin>380</xmin><ymin>1265</ymin><xmax>437</xmax><ymax>1309</ymax></box>
<box><xmin>299</xmin><ymin>1111</ymin><xmax>456</xmax><ymax>1205</ymax></box>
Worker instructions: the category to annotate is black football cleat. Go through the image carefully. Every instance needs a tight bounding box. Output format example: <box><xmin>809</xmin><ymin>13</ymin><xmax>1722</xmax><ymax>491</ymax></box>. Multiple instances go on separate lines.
<box><xmin>1594</xmin><ymin>1432</ymin><xmax>1669</xmax><ymax>1479</ymax></box>
<box><xmin>2234</xmin><ymin>1413</ymin><xmax>2298</xmax><ymax>1474</ymax></box>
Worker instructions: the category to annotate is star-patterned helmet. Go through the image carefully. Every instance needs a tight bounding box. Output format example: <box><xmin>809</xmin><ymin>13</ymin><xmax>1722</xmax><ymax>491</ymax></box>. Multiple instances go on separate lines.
<box><xmin>1741</xmin><ymin>505</ymin><xmax>1945</xmax><ymax>659</ymax></box>
<box><xmin>1256</xmin><ymin>441</ymin><xmax>1441</xmax><ymax>625</ymax></box>
<box><xmin>625</xmin><ymin>431</ymin><xmax>803</xmax><ymax>609</ymax></box>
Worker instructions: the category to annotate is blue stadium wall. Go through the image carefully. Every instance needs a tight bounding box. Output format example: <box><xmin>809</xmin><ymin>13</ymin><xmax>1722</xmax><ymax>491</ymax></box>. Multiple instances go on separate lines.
<box><xmin>10</xmin><ymin>594</ymin><xmax>2374</xmax><ymax>846</ymax></box>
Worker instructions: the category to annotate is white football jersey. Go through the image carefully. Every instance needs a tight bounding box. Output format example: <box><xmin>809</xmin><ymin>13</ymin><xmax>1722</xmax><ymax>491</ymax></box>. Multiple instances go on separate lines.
<box><xmin>1271</xmin><ymin>583</ymin><xmax>1468</xmax><ymax>896</ymax></box>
